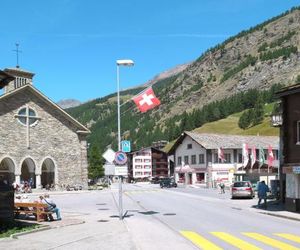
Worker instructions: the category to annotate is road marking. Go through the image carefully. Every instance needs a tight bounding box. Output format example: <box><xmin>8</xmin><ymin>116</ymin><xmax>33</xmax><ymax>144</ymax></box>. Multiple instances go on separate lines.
<box><xmin>275</xmin><ymin>233</ymin><xmax>300</xmax><ymax>244</ymax></box>
<box><xmin>211</xmin><ymin>232</ymin><xmax>261</xmax><ymax>250</ymax></box>
<box><xmin>243</xmin><ymin>233</ymin><xmax>300</xmax><ymax>250</ymax></box>
<box><xmin>181</xmin><ymin>231</ymin><xmax>222</xmax><ymax>250</ymax></box>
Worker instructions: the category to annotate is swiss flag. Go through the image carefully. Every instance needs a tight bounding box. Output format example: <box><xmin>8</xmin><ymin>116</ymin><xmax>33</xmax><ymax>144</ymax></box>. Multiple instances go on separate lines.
<box><xmin>132</xmin><ymin>87</ymin><xmax>161</xmax><ymax>113</ymax></box>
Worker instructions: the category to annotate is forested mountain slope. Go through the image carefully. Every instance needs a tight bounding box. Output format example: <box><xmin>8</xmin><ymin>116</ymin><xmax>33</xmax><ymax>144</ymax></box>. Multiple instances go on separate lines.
<box><xmin>67</xmin><ymin>6</ymin><xmax>300</xmax><ymax>155</ymax></box>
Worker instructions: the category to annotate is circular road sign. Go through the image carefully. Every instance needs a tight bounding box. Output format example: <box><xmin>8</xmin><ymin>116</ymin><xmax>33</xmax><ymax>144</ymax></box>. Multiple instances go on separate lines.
<box><xmin>115</xmin><ymin>151</ymin><xmax>128</xmax><ymax>165</ymax></box>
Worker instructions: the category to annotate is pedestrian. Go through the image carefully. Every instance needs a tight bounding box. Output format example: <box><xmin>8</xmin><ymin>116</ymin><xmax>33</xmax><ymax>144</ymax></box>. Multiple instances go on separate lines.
<box><xmin>219</xmin><ymin>182</ymin><xmax>225</xmax><ymax>194</ymax></box>
<box><xmin>257</xmin><ymin>181</ymin><xmax>269</xmax><ymax>209</ymax></box>
<box><xmin>40</xmin><ymin>193</ymin><xmax>62</xmax><ymax>221</ymax></box>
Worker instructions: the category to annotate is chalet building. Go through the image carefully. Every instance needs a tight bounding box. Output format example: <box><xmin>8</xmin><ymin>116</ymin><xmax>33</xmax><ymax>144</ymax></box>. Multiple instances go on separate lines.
<box><xmin>276</xmin><ymin>84</ymin><xmax>300</xmax><ymax>212</ymax></box>
<box><xmin>0</xmin><ymin>67</ymin><xmax>90</xmax><ymax>189</ymax></box>
<box><xmin>168</xmin><ymin>132</ymin><xmax>279</xmax><ymax>186</ymax></box>
<box><xmin>128</xmin><ymin>147</ymin><xmax>168</xmax><ymax>181</ymax></box>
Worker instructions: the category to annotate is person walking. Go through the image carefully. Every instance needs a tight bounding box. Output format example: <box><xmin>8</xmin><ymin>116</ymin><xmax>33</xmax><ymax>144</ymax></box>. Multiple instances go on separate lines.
<box><xmin>257</xmin><ymin>181</ymin><xmax>269</xmax><ymax>209</ymax></box>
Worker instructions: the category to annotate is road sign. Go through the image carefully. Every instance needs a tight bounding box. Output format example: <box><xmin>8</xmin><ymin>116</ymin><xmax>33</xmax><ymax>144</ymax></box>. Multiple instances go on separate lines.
<box><xmin>115</xmin><ymin>166</ymin><xmax>128</xmax><ymax>176</ymax></box>
<box><xmin>102</xmin><ymin>148</ymin><xmax>116</xmax><ymax>164</ymax></box>
<box><xmin>121</xmin><ymin>140</ymin><xmax>131</xmax><ymax>153</ymax></box>
<box><xmin>293</xmin><ymin>166</ymin><xmax>300</xmax><ymax>174</ymax></box>
<box><xmin>115</xmin><ymin>151</ymin><xmax>128</xmax><ymax>165</ymax></box>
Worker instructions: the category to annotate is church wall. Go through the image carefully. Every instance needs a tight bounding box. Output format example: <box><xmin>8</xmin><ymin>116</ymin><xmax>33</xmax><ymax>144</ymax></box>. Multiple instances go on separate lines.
<box><xmin>0</xmin><ymin>89</ymin><xmax>88</xmax><ymax>189</ymax></box>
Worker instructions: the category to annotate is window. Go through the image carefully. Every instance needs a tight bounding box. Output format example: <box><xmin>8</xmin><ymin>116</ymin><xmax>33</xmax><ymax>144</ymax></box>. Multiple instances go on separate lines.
<box><xmin>17</xmin><ymin>106</ymin><xmax>39</xmax><ymax>126</ymax></box>
<box><xmin>135</xmin><ymin>165</ymin><xmax>142</xmax><ymax>169</ymax></box>
<box><xmin>177</xmin><ymin>156</ymin><xmax>182</xmax><ymax>166</ymax></box>
<box><xmin>199</xmin><ymin>154</ymin><xmax>204</xmax><ymax>164</ymax></box>
<box><xmin>187</xmin><ymin>144</ymin><xmax>192</xmax><ymax>149</ymax></box>
<box><xmin>224</xmin><ymin>153</ymin><xmax>231</xmax><ymax>163</ymax></box>
<box><xmin>144</xmin><ymin>159</ymin><xmax>151</xmax><ymax>163</ymax></box>
<box><xmin>135</xmin><ymin>159</ymin><xmax>142</xmax><ymax>163</ymax></box>
<box><xmin>238</xmin><ymin>153</ymin><xmax>243</xmax><ymax>163</ymax></box>
<box><xmin>184</xmin><ymin>155</ymin><xmax>189</xmax><ymax>164</ymax></box>
<box><xmin>297</xmin><ymin>121</ymin><xmax>300</xmax><ymax>144</ymax></box>
<box><xmin>214</xmin><ymin>153</ymin><xmax>218</xmax><ymax>163</ymax></box>
<box><xmin>191</xmin><ymin>155</ymin><xmax>196</xmax><ymax>164</ymax></box>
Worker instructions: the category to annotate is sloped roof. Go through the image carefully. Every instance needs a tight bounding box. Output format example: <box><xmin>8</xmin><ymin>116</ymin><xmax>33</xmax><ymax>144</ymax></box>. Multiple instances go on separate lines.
<box><xmin>185</xmin><ymin>131</ymin><xmax>279</xmax><ymax>149</ymax></box>
<box><xmin>0</xmin><ymin>84</ymin><xmax>90</xmax><ymax>134</ymax></box>
<box><xmin>275</xmin><ymin>83</ymin><xmax>300</xmax><ymax>97</ymax></box>
<box><xmin>169</xmin><ymin>131</ymin><xmax>278</xmax><ymax>154</ymax></box>
<box><xmin>0</xmin><ymin>70</ymin><xmax>15</xmax><ymax>89</ymax></box>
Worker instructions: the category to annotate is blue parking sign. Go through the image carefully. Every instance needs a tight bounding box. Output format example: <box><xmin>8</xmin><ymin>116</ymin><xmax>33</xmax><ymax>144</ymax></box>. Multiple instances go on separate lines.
<box><xmin>121</xmin><ymin>140</ymin><xmax>131</xmax><ymax>153</ymax></box>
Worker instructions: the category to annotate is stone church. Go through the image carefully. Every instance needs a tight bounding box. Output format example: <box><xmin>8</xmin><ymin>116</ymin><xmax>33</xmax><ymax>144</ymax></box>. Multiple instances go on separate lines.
<box><xmin>0</xmin><ymin>67</ymin><xmax>90</xmax><ymax>189</ymax></box>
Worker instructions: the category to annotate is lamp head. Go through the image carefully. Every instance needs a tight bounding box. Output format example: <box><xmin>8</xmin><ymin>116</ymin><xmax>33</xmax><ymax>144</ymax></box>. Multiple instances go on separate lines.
<box><xmin>116</xmin><ymin>59</ymin><xmax>134</xmax><ymax>66</ymax></box>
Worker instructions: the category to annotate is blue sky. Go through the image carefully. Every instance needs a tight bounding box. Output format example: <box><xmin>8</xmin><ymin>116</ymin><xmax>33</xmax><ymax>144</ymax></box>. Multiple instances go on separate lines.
<box><xmin>0</xmin><ymin>0</ymin><xmax>299</xmax><ymax>102</ymax></box>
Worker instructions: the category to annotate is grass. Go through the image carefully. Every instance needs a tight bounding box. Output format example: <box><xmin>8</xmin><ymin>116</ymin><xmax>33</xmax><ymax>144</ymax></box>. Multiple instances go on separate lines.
<box><xmin>163</xmin><ymin>102</ymin><xmax>279</xmax><ymax>152</ymax></box>
<box><xmin>0</xmin><ymin>221</ymin><xmax>40</xmax><ymax>238</ymax></box>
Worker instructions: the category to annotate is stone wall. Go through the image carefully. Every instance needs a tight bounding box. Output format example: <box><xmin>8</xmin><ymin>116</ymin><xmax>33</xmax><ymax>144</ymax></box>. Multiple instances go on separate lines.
<box><xmin>0</xmin><ymin>88</ymin><xmax>88</xmax><ymax>189</ymax></box>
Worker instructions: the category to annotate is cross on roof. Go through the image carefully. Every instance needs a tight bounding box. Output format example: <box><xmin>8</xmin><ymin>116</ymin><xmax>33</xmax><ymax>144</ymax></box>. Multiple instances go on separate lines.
<box><xmin>13</xmin><ymin>43</ymin><xmax>22</xmax><ymax>68</ymax></box>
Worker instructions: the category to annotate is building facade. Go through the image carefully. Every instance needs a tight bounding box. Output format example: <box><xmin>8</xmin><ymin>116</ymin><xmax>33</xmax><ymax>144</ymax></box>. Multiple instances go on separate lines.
<box><xmin>277</xmin><ymin>84</ymin><xmax>300</xmax><ymax>212</ymax></box>
<box><xmin>169</xmin><ymin>132</ymin><xmax>279</xmax><ymax>186</ymax></box>
<box><xmin>128</xmin><ymin>147</ymin><xmax>168</xmax><ymax>181</ymax></box>
<box><xmin>0</xmin><ymin>68</ymin><xmax>90</xmax><ymax>189</ymax></box>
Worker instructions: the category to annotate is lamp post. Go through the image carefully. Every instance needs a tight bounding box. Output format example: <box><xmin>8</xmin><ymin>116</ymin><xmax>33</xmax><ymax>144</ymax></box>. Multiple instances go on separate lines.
<box><xmin>116</xmin><ymin>59</ymin><xmax>134</xmax><ymax>220</ymax></box>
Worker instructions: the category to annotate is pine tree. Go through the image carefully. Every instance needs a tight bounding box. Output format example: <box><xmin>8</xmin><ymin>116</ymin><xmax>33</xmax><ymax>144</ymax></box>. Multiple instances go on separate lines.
<box><xmin>88</xmin><ymin>145</ymin><xmax>104</xmax><ymax>181</ymax></box>
<box><xmin>252</xmin><ymin>96</ymin><xmax>264</xmax><ymax>125</ymax></box>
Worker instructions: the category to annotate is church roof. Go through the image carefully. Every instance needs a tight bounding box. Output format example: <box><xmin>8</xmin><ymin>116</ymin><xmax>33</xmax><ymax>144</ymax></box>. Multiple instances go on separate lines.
<box><xmin>0</xmin><ymin>84</ymin><xmax>90</xmax><ymax>134</ymax></box>
<box><xmin>0</xmin><ymin>70</ymin><xmax>15</xmax><ymax>89</ymax></box>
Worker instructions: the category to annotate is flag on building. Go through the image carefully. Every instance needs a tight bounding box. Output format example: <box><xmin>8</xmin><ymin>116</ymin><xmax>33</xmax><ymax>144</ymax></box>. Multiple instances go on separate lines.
<box><xmin>132</xmin><ymin>87</ymin><xmax>161</xmax><ymax>113</ymax></box>
<box><xmin>242</xmin><ymin>143</ymin><xmax>249</xmax><ymax>167</ymax></box>
<box><xmin>259</xmin><ymin>147</ymin><xmax>265</xmax><ymax>168</ymax></box>
<box><xmin>218</xmin><ymin>147</ymin><xmax>225</xmax><ymax>162</ymax></box>
<box><xmin>268</xmin><ymin>145</ymin><xmax>274</xmax><ymax>167</ymax></box>
<box><xmin>250</xmin><ymin>146</ymin><xmax>256</xmax><ymax>168</ymax></box>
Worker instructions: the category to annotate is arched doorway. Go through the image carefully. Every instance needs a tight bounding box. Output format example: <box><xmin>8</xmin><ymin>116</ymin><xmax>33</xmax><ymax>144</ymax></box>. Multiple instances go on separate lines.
<box><xmin>21</xmin><ymin>158</ymin><xmax>36</xmax><ymax>188</ymax></box>
<box><xmin>41</xmin><ymin>158</ymin><xmax>55</xmax><ymax>188</ymax></box>
<box><xmin>0</xmin><ymin>158</ymin><xmax>15</xmax><ymax>185</ymax></box>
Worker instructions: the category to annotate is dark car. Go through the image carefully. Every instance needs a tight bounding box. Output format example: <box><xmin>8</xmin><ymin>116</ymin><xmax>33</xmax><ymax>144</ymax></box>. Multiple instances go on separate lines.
<box><xmin>150</xmin><ymin>176</ymin><xmax>161</xmax><ymax>184</ymax></box>
<box><xmin>231</xmin><ymin>181</ymin><xmax>255</xmax><ymax>199</ymax></box>
<box><xmin>160</xmin><ymin>178</ymin><xmax>177</xmax><ymax>188</ymax></box>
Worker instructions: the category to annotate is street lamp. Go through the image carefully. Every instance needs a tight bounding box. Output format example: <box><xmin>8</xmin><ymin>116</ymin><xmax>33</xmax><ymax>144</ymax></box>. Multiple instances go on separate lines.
<box><xmin>116</xmin><ymin>59</ymin><xmax>134</xmax><ymax>220</ymax></box>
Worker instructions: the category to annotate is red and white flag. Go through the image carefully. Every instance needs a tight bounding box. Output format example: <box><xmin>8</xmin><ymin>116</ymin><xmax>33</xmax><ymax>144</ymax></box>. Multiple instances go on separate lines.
<box><xmin>268</xmin><ymin>145</ymin><xmax>274</xmax><ymax>167</ymax></box>
<box><xmin>218</xmin><ymin>147</ymin><xmax>225</xmax><ymax>162</ymax></box>
<box><xmin>132</xmin><ymin>87</ymin><xmax>161</xmax><ymax>113</ymax></box>
<box><xmin>250</xmin><ymin>146</ymin><xmax>256</xmax><ymax>168</ymax></box>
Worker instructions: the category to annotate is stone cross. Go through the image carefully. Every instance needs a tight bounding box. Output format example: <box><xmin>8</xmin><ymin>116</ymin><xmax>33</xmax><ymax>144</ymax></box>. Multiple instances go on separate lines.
<box><xmin>15</xmin><ymin>104</ymin><xmax>40</xmax><ymax>149</ymax></box>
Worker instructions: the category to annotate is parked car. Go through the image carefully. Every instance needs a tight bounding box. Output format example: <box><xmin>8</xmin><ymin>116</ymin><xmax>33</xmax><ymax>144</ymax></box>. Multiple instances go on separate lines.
<box><xmin>160</xmin><ymin>178</ymin><xmax>177</xmax><ymax>188</ymax></box>
<box><xmin>231</xmin><ymin>181</ymin><xmax>255</xmax><ymax>199</ymax></box>
<box><xmin>150</xmin><ymin>176</ymin><xmax>161</xmax><ymax>184</ymax></box>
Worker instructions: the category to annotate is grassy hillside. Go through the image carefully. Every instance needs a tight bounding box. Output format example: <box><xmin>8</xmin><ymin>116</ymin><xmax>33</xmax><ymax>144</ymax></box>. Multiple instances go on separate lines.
<box><xmin>163</xmin><ymin>103</ymin><xmax>279</xmax><ymax>152</ymax></box>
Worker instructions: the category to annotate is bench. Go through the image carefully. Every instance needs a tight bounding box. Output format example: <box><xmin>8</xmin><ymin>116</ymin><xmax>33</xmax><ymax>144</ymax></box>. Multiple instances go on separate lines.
<box><xmin>14</xmin><ymin>202</ymin><xmax>53</xmax><ymax>222</ymax></box>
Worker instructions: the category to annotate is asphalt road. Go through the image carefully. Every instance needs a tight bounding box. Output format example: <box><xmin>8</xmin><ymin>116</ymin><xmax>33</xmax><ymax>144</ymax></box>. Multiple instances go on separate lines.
<box><xmin>1</xmin><ymin>183</ymin><xmax>300</xmax><ymax>250</ymax></box>
<box><xmin>120</xmin><ymin>183</ymin><xmax>300</xmax><ymax>250</ymax></box>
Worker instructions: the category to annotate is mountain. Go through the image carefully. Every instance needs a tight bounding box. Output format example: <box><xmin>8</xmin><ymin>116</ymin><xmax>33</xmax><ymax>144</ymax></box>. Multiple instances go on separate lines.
<box><xmin>57</xmin><ymin>99</ymin><xmax>81</xmax><ymax>109</ymax></box>
<box><xmin>67</xmin><ymin>6</ymin><xmax>300</xmax><ymax>154</ymax></box>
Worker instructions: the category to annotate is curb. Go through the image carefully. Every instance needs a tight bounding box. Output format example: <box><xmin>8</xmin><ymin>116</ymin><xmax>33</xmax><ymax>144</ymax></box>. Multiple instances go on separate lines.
<box><xmin>10</xmin><ymin>224</ymin><xmax>51</xmax><ymax>239</ymax></box>
<box><xmin>258</xmin><ymin>212</ymin><xmax>300</xmax><ymax>222</ymax></box>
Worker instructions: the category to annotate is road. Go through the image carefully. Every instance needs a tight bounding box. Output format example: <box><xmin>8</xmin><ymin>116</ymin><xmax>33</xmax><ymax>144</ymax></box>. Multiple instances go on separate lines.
<box><xmin>120</xmin><ymin>183</ymin><xmax>300</xmax><ymax>250</ymax></box>
<box><xmin>1</xmin><ymin>183</ymin><xmax>300</xmax><ymax>250</ymax></box>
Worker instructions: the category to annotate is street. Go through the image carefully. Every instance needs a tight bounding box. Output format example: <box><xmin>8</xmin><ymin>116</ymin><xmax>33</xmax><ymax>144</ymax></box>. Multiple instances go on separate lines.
<box><xmin>1</xmin><ymin>184</ymin><xmax>300</xmax><ymax>250</ymax></box>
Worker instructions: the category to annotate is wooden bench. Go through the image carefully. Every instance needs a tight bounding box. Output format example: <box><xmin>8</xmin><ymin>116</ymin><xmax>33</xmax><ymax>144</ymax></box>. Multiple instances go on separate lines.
<box><xmin>14</xmin><ymin>202</ymin><xmax>53</xmax><ymax>222</ymax></box>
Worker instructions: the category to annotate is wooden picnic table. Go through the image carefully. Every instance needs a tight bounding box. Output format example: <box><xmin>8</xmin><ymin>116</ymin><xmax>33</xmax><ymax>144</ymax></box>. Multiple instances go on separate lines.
<box><xmin>14</xmin><ymin>202</ymin><xmax>52</xmax><ymax>222</ymax></box>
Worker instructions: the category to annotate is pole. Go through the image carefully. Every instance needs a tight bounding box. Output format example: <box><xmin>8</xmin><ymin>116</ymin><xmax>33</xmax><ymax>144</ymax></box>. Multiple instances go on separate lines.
<box><xmin>117</xmin><ymin>64</ymin><xmax>123</xmax><ymax>220</ymax></box>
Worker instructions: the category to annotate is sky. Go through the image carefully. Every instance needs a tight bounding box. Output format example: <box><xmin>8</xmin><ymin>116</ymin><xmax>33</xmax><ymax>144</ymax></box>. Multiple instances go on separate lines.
<box><xmin>0</xmin><ymin>0</ymin><xmax>299</xmax><ymax>103</ymax></box>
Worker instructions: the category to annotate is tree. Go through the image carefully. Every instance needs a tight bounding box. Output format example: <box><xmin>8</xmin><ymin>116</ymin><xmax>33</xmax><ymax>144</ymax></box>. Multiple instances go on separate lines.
<box><xmin>238</xmin><ymin>110</ymin><xmax>253</xmax><ymax>130</ymax></box>
<box><xmin>88</xmin><ymin>145</ymin><xmax>104</xmax><ymax>180</ymax></box>
<box><xmin>252</xmin><ymin>96</ymin><xmax>264</xmax><ymax>125</ymax></box>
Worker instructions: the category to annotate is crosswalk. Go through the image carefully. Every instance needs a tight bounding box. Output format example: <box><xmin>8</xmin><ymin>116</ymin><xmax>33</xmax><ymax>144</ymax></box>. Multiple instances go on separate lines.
<box><xmin>181</xmin><ymin>231</ymin><xmax>300</xmax><ymax>250</ymax></box>
<box><xmin>124</xmin><ymin>189</ymin><xmax>161</xmax><ymax>194</ymax></box>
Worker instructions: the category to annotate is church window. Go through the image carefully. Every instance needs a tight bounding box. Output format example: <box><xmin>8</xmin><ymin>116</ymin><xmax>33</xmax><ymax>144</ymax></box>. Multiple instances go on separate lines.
<box><xmin>17</xmin><ymin>106</ymin><xmax>39</xmax><ymax>126</ymax></box>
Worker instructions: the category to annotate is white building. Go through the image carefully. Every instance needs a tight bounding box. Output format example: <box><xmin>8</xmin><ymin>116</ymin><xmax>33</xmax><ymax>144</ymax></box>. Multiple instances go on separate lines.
<box><xmin>168</xmin><ymin>131</ymin><xmax>279</xmax><ymax>186</ymax></box>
